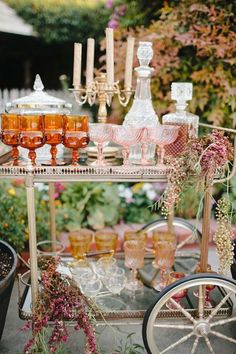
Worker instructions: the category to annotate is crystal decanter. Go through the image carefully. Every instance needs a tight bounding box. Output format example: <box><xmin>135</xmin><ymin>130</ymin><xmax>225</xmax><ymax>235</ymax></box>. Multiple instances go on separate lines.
<box><xmin>162</xmin><ymin>82</ymin><xmax>199</xmax><ymax>157</ymax></box>
<box><xmin>123</xmin><ymin>41</ymin><xmax>159</xmax><ymax>163</ymax></box>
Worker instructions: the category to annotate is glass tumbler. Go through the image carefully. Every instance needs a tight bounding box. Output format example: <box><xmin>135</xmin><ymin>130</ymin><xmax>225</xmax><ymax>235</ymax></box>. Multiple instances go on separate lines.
<box><xmin>95</xmin><ymin>231</ymin><xmax>118</xmax><ymax>256</ymax></box>
<box><xmin>69</xmin><ymin>229</ymin><xmax>93</xmax><ymax>261</ymax></box>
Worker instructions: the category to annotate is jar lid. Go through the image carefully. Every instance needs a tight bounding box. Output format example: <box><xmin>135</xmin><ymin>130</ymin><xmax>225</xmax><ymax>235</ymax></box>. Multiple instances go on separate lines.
<box><xmin>5</xmin><ymin>74</ymin><xmax>72</xmax><ymax>114</ymax></box>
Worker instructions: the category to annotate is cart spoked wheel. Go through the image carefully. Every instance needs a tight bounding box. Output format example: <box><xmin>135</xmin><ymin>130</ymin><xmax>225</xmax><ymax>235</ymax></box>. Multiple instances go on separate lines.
<box><xmin>142</xmin><ymin>273</ymin><xmax>236</xmax><ymax>354</ymax></box>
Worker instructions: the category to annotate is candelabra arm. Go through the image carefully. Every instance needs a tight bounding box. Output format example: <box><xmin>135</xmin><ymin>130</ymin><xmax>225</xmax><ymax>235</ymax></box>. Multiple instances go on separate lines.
<box><xmin>114</xmin><ymin>82</ymin><xmax>132</xmax><ymax>107</ymax></box>
<box><xmin>71</xmin><ymin>87</ymin><xmax>88</xmax><ymax>106</ymax></box>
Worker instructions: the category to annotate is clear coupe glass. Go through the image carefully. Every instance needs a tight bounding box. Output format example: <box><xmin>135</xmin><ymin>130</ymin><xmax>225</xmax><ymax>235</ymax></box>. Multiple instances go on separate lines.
<box><xmin>89</xmin><ymin>123</ymin><xmax>113</xmax><ymax>166</ymax></box>
<box><xmin>111</xmin><ymin>125</ymin><xmax>143</xmax><ymax>166</ymax></box>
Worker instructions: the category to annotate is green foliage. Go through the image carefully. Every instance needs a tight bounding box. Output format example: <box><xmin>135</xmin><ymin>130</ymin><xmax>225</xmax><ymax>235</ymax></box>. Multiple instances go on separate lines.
<box><xmin>56</xmin><ymin>182</ymin><xmax>122</xmax><ymax>231</ymax></box>
<box><xmin>114</xmin><ymin>332</ymin><xmax>145</xmax><ymax>354</ymax></box>
<box><xmin>0</xmin><ymin>181</ymin><xmax>50</xmax><ymax>252</ymax></box>
<box><xmin>113</xmin><ymin>0</ymin><xmax>236</xmax><ymax>128</ymax></box>
<box><xmin>6</xmin><ymin>0</ymin><xmax>109</xmax><ymax>44</ymax></box>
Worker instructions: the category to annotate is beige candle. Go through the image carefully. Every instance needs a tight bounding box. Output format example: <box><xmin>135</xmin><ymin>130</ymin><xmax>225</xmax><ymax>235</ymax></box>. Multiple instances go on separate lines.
<box><xmin>124</xmin><ymin>36</ymin><xmax>135</xmax><ymax>89</ymax></box>
<box><xmin>105</xmin><ymin>28</ymin><xmax>114</xmax><ymax>87</ymax></box>
<box><xmin>73</xmin><ymin>43</ymin><xmax>82</xmax><ymax>88</ymax></box>
<box><xmin>86</xmin><ymin>38</ymin><xmax>95</xmax><ymax>87</ymax></box>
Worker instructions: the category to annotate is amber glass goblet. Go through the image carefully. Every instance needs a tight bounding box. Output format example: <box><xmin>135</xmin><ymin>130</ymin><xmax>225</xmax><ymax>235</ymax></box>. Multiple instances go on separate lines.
<box><xmin>19</xmin><ymin>114</ymin><xmax>45</xmax><ymax>166</ymax></box>
<box><xmin>124</xmin><ymin>240</ymin><xmax>145</xmax><ymax>292</ymax></box>
<box><xmin>1</xmin><ymin>113</ymin><xmax>21</xmax><ymax>166</ymax></box>
<box><xmin>63</xmin><ymin>115</ymin><xmax>89</xmax><ymax>165</ymax></box>
<box><xmin>43</xmin><ymin>114</ymin><xmax>64</xmax><ymax>165</ymax></box>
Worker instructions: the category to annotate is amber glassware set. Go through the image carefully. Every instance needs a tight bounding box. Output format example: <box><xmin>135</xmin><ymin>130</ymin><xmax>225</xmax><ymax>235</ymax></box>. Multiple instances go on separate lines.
<box><xmin>0</xmin><ymin>113</ymin><xmax>89</xmax><ymax>166</ymax></box>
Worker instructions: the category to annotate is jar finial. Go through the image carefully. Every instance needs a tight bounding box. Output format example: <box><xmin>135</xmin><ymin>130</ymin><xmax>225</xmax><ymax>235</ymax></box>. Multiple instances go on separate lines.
<box><xmin>33</xmin><ymin>74</ymin><xmax>44</xmax><ymax>91</ymax></box>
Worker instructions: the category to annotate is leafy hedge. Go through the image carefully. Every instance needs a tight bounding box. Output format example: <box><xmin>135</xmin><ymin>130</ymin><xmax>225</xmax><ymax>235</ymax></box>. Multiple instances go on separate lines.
<box><xmin>6</xmin><ymin>0</ymin><xmax>110</xmax><ymax>44</ymax></box>
<box><xmin>109</xmin><ymin>0</ymin><xmax>236</xmax><ymax>127</ymax></box>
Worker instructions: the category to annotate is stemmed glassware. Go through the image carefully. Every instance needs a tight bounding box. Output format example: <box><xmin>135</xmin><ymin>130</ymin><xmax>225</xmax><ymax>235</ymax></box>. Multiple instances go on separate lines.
<box><xmin>43</xmin><ymin>114</ymin><xmax>64</xmax><ymax>166</ymax></box>
<box><xmin>1</xmin><ymin>113</ymin><xmax>21</xmax><ymax>166</ymax></box>
<box><xmin>111</xmin><ymin>125</ymin><xmax>143</xmax><ymax>166</ymax></box>
<box><xmin>19</xmin><ymin>114</ymin><xmax>45</xmax><ymax>166</ymax></box>
<box><xmin>89</xmin><ymin>123</ymin><xmax>113</xmax><ymax>166</ymax></box>
<box><xmin>63</xmin><ymin>115</ymin><xmax>89</xmax><ymax>165</ymax></box>
<box><xmin>165</xmin><ymin>271</ymin><xmax>187</xmax><ymax>309</ymax></box>
<box><xmin>124</xmin><ymin>240</ymin><xmax>145</xmax><ymax>292</ymax></box>
<box><xmin>150</xmin><ymin>124</ymin><xmax>180</xmax><ymax>167</ymax></box>
<box><xmin>153</xmin><ymin>240</ymin><xmax>176</xmax><ymax>291</ymax></box>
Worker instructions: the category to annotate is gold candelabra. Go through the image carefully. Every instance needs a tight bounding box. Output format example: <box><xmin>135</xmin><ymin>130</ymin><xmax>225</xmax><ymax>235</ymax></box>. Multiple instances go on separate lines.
<box><xmin>71</xmin><ymin>73</ymin><xmax>133</xmax><ymax>123</ymax></box>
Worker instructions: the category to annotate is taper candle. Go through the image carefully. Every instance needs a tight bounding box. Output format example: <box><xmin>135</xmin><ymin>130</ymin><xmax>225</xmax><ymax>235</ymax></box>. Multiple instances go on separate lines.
<box><xmin>106</xmin><ymin>28</ymin><xmax>114</xmax><ymax>87</ymax></box>
<box><xmin>86</xmin><ymin>38</ymin><xmax>95</xmax><ymax>87</ymax></box>
<box><xmin>73</xmin><ymin>43</ymin><xmax>82</xmax><ymax>88</ymax></box>
<box><xmin>124</xmin><ymin>36</ymin><xmax>135</xmax><ymax>89</ymax></box>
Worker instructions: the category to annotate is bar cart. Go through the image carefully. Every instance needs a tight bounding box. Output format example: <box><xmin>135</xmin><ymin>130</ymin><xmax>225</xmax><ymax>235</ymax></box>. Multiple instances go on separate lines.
<box><xmin>0</xmin><ymin>120</ymin><xmax>234</xmax><ymax>353</ymax></box>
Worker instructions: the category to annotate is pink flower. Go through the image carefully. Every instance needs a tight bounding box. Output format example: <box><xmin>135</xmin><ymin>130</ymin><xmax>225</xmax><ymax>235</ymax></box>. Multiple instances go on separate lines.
<box><xmin>108</xmin><ymin>18</ymin><xmax>119</xmax><ymax>28</ymax></box>
<box><xmin>106</xmin><ymin>0</ymin><xmax>113</xmax><ymax>9</ymax></box>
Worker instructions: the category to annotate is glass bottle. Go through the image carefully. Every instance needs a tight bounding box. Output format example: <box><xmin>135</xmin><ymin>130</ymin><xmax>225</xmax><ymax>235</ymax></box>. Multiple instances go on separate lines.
<box><xmin>123</xmin><ymin>42</ymin><xmax>159</xmax><ymax>163</ymax></box>
<box><xmin>162</xmin><ymin>82</ymin><xmax>199</xmax><ymax>157</ymax></box>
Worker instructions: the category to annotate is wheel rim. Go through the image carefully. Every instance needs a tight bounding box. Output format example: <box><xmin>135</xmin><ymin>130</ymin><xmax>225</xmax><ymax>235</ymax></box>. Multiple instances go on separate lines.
<box><xmin>143</xmin><ymin>274</ymin><xmax>236</xmax><ymax>354</ymax></box>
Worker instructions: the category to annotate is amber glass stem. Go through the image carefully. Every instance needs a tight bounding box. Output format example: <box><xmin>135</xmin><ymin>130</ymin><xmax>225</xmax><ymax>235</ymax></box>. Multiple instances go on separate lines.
<box><xmin>160</xmin><ymin>269</ymin><xmax>167</xmax><ymax>288</ymax></box>
<box><xmin>50</xmin><ymin>145</ymin><xmax>57</xmax><ymax>165</ymax></box>
<box><xmin>72</xmin><ymin>148</ymin><xmax>79</xmax><ymax>165</ymax></box>
<box><xmin>28</xmin><ymin>149</ymin><xmax>36</xmax><ymax>165</ymax></box>
<box><xmin>12</xmin><ymin>147</ymin><xmax>19</xmax><ymax>165</ymax></box>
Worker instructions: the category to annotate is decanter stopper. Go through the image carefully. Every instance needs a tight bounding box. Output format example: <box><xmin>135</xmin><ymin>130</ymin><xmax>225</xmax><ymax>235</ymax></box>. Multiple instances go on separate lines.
<box><xmin>171</xmin><ymin>82</ymin><xmax>192</xmax><ymax>104</ymax></box>
<box><xmin>137</xmin><ymin>42</ymin><xmax>153</xmax><ymax>66</ymax></box>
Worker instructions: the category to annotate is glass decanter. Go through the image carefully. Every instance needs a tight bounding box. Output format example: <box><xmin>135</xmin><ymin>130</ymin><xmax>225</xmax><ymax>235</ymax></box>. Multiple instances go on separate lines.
<box><xmin>123</xmin><ymin>42</ymin><xmax>159</xmax><ymax>164</ymax></box>
<box><xmin>162</xmin><ymin>82</ymin><xmax>199</xmax><ymax>157</ymax></box>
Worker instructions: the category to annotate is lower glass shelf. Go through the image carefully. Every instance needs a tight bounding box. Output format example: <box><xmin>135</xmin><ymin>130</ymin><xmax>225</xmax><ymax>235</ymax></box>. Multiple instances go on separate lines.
<box><xmin>18</xmin><ymin>254</ymin><xmax>233</xmax><ymax>325</ymax></box>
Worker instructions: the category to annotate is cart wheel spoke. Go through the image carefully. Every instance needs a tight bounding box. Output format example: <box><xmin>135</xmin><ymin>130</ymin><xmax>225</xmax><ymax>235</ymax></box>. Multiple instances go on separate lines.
<box><xmin>160</xmin><ymin>331</ymin><xmax>194</xmax><ymax>354</ymax></box>
<box><xmin>210</xmin><ymin>317</ymin><xmax>236</xmax><ymax>328</ymax></box>
<box><xmin>176</xmin><ymin>234</ymin><xmax>196</xmax><ymax>250</ymax></box>
<box><xmin>211</xmin><ymin>330</ymin><xmax>236</xmax><ymax>344</ymax></box>
<box><xmin>190</xmin><ymin>337</ymin><xmax>199</xmax><ymax>354</ymax></box>
<box><xmin>169</xmin><ymin>298</ymin><xmax>196</xmax><ymax>323</ymax></box>
<box><xmin>206</xmin><ymin>291</ymin><xmax>233</xmax><ymax>322</ymax></box>
<box><xmin>198</xmin><ymin>284</ymin><xmax>205</xmax><ymax>319</ymax></box>
<box><xmin>155</xmin><ymin>323</ymin><xmax>193</xmax><ymax>330</ymax></box>
<box><xmin>204</xmin><ymin>336</ymin><xmax>215</xmax><ymax>354</ymax></box>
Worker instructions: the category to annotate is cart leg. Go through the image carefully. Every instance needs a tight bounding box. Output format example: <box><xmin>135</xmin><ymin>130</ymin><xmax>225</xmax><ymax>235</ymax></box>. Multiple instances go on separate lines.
<box><xmin>49</xmin><ymin>182</ymin><xmax>57</xmax><ymax>251</ymax></box>
<box><xmin>25</xmin><ymin>176</ymin><xmax>38</xmax><ymax>309</ymax></box>
<box><xmin>199</xmin><ymin>184</ymin><xmax>212</xmax><ymax>272</ymax></box>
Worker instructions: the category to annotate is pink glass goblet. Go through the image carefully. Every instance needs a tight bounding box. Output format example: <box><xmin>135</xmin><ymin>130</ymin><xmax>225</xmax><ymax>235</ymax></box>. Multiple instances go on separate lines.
<box><xmin>89</xmin><ymin>123</ymin><xmax>113</xmax><ymax>166</ymax></box>
<box><xmin>150</xmin><ymin>125</ymin><xmax>179</xmax><ymax>167</ymax></box>
<box><xmin>111</xmin><ymin>125</ymin><xmax>143</xmax><ymax>166</ymax></box>
<box><xmin>165</xmin><ymin>271</ymin><xmax>187</xmax><ymax>309</ymax></box>
<box><xmin>124</xmin><ymin>240</ymin><xmax>145</xmax><ymax>292</ymax></box>
<box><xmin>153</xmin><ymin>240</ymin><xmax>176</xmax><ymax>292</ymax></box>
